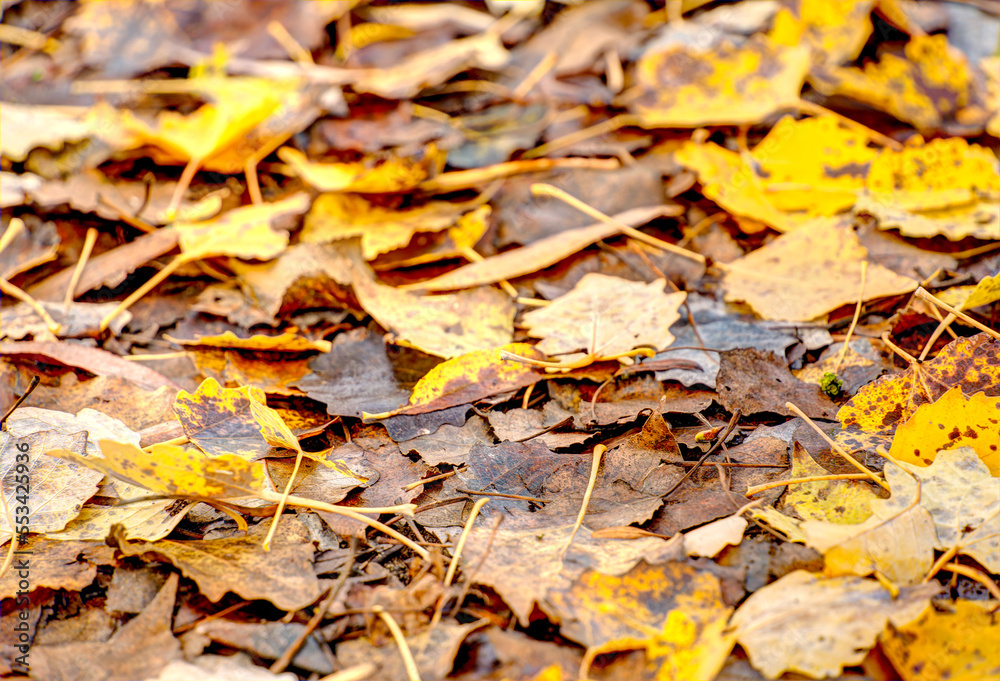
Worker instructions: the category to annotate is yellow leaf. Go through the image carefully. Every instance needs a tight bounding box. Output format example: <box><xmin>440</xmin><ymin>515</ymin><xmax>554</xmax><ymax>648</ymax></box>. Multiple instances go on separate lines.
<box><xmin>277</xmin><ymin>146</ymin><xmax>445</xmax><ymax>193</ymax></box>
<box><xmin>751</xmin><ymin>115</ymin><xmax>876</xmax><ymax>214</ymax></box>
<box><xmin>400</xmin><ymin>343</ymin><xmax>547</xmax><ymax>415</ymax></box>
<box><xmin>857</xmin><ymin>196</ymin><xmax>999</xmax><ymax>242</ymax></box>
<box><xmin>354</xmin><ymin>273</ymin><xmax>515</xmax><ymax>359</ymax></box>
<box><xmin>867</xmin><ymin>137</ymin><xmax>999</xmax><ymax>206</ymax></box>
<box><xmin>675</xmin><ymin>140</ymin><xmax>810</xmax><ymax>232</ymax></box>
<box><xmin>722</xmin><ymin>218</ymin><xmax>917</xmax><ymax>321</ymax></box>
<box><xmin>302</xmin><ymin>192</ymin><xmax>486</xmax><ymax>260</ymax></box>
<box><xmin>890</xmin><ymin>387</ymin><xmax>1000</xmax><ymax>475</ymax></box>
<box><xmin>110</xmin><ymin>78</ymin><xmax>285</xmax><ymax>165</ymax></box>
<box><xmin>780</xmin><ymin>442</ymin><xmax>876</xmax><ymax>524</ymax></box>
<box><xmin>880</xmin><ymin>600</ymin><xmax>1000</xmax><ymax>681</ymax></box>
<box><xmin>175</xmin><ymin>193</ymin><xmax>310</xmax><ymax>261</ymax></box>
<box><xmin>881</xmin><ymin>448</ymin><xmax>998</xmax><ymax>573</ymax></box>
<box><xmin>174</xmin><ymin>378</ymin><xmax>280</xmax><ymax>460</ymax></box>
<box><xmin>811</xmin><ymin>462</ymin><xmax>936</xmax><ymax>585</ymax></box>
<box><xmin>546</xmin><ymin>561</ymin><xmax>734</xmax><ymax>680</ymax></box>
<box><xmin>810</xmin><ymin>34</ymin><xmax>987</xmax><ymax>132</ymax></box>
<box><xmin>836</xmin><ymin>334</ymin><xmax>1000</xmax><ymax>457</ymax></box>
<box><xmin>936</xmin><ymin>273</ymin><xmax>1000</xmax><ymax>311</ymax></box>
<box><xmin>167</xmin><ymin>330</ymin><xmax>331</xmax><ymax>354</ymax></box>
<box><xmin>769</xmin><ymin>1</ymin><xmax>873</xmax><ymax>70</ymax></box>
<box><xmin>632</xmin><ymin>35</ymin><xmax>809</xmax><ymax>127</ymax></box>
<box><xmin>49</xmin><ymin>439</ymin><xmax>267</xmax><ymax>499</ymax></box>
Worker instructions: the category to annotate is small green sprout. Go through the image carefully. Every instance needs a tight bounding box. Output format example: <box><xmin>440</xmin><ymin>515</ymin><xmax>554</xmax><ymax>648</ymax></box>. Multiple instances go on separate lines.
<box><xmin>820</xmin><ymin>372</ymin><xmax>844</xmax><ymax>398</ymax></box>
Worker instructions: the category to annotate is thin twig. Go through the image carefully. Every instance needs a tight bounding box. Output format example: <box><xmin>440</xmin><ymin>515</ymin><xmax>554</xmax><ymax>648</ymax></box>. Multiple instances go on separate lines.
<box><xmin>530</xmin><ymin>183</ymin><xmax>705</xmax><ymax>265</ymax></box>
<box><xmin>511</xmin><ymin>416</ymin><xmax>574</xmax><ymax>443</ymax></box>
<box><xmin>560</xmin><ymin>445</ymin><xmax>606</xmax><ymax>558</ymax></box>
<box><xmin>784</xmin><ymin>402</ymin><xmax>889</xmax><ymax>491</ymax></box>
<box><xmin>661</xmin><ymin>410</ymin><xmax>742</xmax><ymax>500</ymax></box>
<box><xmin>64</xmin><ymin>227</ymin><xmax>99</xmax><ymax>309</ymax></box>
<box><xmin>373</xmin><ymin>606</ymin><xmax>421</xmax><ymax>681</ymax></box>
<box><xmin>429</xmin><ymin>497</ymin><xmax>490</xmax><ymax>630</ymax></box>
<box><xmin>0</xmin><ymin>376</ymin><xmax>40</xmax><ymax>430</ymax></box>
<box><xmin>745</xmin><ymin>473</ymin><xmax>871</xmax><ymax>496</ymax></box>
<box><xmin>914</xmin><ymin>287</ymin><xmax>1000</xmax><ymax>341</ymax></box>
<box><xmin>833</xmin><ymin>261</ymin><xmax>867</xmax><ymax>374</ymax></box>
<box><xmin>456</xmin><ymin>488</ymin><xmax>547</xmax><ymax>503</ymax></box>
<box><xmin>271</xmin><ymin>539</ymin><xmax>357</xmax><ymax>674</ymax></box>
<box><xmin>0</xmin><ymin>278</ymin><xmax>61</xmax><ymax>335</ymax></box>
<box><xmin>450</xmin><ymin>515</ymin><xmax>503</xmax><ymax>617</ymax></box>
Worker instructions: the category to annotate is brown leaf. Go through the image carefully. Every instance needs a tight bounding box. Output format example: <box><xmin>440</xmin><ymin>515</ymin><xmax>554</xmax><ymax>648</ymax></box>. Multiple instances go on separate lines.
<box><xmin>0</xmin><ymin>341</ymin><xmax>179</xmax><ymax>391</ymax></box>
<box><xmin>28</xmin><ymin>573</ymin><xmax>182</xmax><ymax>681</ymax></box>
<box><xmin>716</xmin><ymin>348</ymin><xmax>838</xmax><ymax>419</ymax></box>
<box><xmin>117</xmin><ymin>519</ymin><xmax>321</xmax><ymax>611</ymax></box>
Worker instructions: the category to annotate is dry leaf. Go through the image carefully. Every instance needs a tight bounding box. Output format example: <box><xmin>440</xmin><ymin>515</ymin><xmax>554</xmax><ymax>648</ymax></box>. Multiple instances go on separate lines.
<box><xmin>731</xmin><ymin>570</ymin><xmax>939</xmax><ymax>679</ymax></box>
<box><xmin>521</xmin><ymin>274</ymin><xmax>685</xmax><ymax>358</ymax></box>
<box><xmin>721</xmin><ymin>219</ymin><xmax>917</xmax><ymax>321</ymax></box>
<box><xmin>546</xmin><ymin>561</ymin><xmax>734</xmax><ymax>680</ymax></box>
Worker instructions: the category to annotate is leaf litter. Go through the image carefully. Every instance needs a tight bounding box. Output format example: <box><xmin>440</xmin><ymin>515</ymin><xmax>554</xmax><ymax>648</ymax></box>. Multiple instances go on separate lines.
<box><xmin>0</xmin><ymin>2</ymin><xmax>997</xmax><ymax>680</ymax></box>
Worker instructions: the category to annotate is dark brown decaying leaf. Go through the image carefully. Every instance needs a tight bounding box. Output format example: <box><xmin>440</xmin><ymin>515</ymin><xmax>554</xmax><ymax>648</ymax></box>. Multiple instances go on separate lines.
<box><xmin>716</xmin><ymin>348</ymin><xmax>838</xmax><ymax>419</ymax></box>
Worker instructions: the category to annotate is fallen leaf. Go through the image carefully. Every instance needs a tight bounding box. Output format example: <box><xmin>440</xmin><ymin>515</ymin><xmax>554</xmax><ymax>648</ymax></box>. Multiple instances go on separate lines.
<box><xmin>684</xmin><ymin>516</ymin><xmax>748</xmax><ymax>558</ymax></box>
<box><xmin>721</xmin><ymin>219</ymin><xmax>918</xmax><ymax>321</ymax></box>
<box><xmin>674</xmin><ymin>140</ymin><xmax>804</xmax><ymax>233</ymax></box>
<box><xmin>279</xmin><ymin>146</ymin><xmax>445</xmax><ymax>194</ymax></box>
<box><xmin>398</xmin><ymin>415</ymin><xmax>494</xmax><ymax>466</ymax></box>
<box><xmin>167</xmin><ymin>330</ymin><xmax>330</xmax><ymax>353</ymax></box>
<box><xmin>386</xmin><ymin>342</ymin><xmax>548</xmax><ymax>416</ymax></box>
<box><xmin>294</xmin><ymin>330</ymin><xmax>410</xmax><ymax>419</ymax></box>
<box><xmin>95</xmin><ymin>77</ymin><xmax>290</xmax><ymax>171</ymax></box>
<box><xmin>349</xmin><ymin>30</ymin><xmax>509</xmax><ymax>100</ymax></box>
<box><xmin>2</xmin><ymin>408</ymin><xmax>138</xmax><ymax>544</ymax></box>
<box><xmin>813</xmin><ymin>464</ymin><xmax>936</xmax><ymax>585</ymax></box>
<box><xmin>632</xmin><ymin>35</ymin><xmax>809</xmax><ymax>126</ymax></box>
<box><xmin>880</xmin><ymin>599</ymin><xmax>1000</xmax><ymax>681</ymax></box>
<box><xmin>0</xmin><ymin>341</ymin><xmax>179</xmax><ymax>391</ymax></box>
<box><xmin>336</xmin><ymin>620</ymin><xmax>486</xmax><ymax>681</ymax></box>
<box><xmin>715</xmin><ymin>348</ymin><xmax>837</xmax><ymax>419</ymax></box>
<box><xmin>462</xmin><ymin>522</ymin><xmax>684</xmax><ymax>626</ymax></box>
<box><xmin>0</xmin><ymin>301</ymin><xmax>130</xmax><ymax>341</ymax></box>
<box><xmin>779</xmin><ymin>443</ymin><xmax>877</xmax><ymax>524</ymax></box>
<box><xmin>521</xmin><ymin>274</ymin><xmax>685</xmax><ymax>360</ymax></box>
<box><xmin>28</xmin><ymin>573</ymin><xmax>182</xmax><ymax>681</ymax></box>
<box><xmin>401</xmin><ymin>205</ymin><xmax>679</xmax><ymax>292</ymax></box>
<box><xmin>936</xmin><ymin>273</ymin><xmax>1000</xmax><ymax>311</ymax></box>
<box><xmin>809</xmin><ymin>34</ymin><xmax>991</xmax><ymax>133</ymax></box>
<box><xmin>27</xmin><ymin>228</ymin><xmax>179</xmax><ymax>303</ymax></box>
<box><xmin>192</xmin><ymin>621</ymin><xmax>333</xmax><ymax>675</ymax></box>
<box><xmin>730</xmin><ymin>570</ymin><xmax>939</xmax><ymax>679</ymax></box>
<box><xmin>836</xmin><ymin>334</ymin><xmax>1000</xmax><ymax>456</ymax></box>
<box><xmin>546</xmin><ymin>561</ymin><xmax>734</xmax><ymax>680</ymax></box>
<box><xmin>889</xmin><ymin>387</ymin><xmax>1000</xmax><ymax>474</ymax></box>
<box><xmin>0</xmin><ymin>535</ymin><xmax>114</xmax><ymax>599</ymax></box>
<box><xmin>879</xmin><ymin>448</ymin><xmax>999</xmax><ymax>573</ymax></box>
<box><xmin>749</xmin><ymin>114</ymin><xmax>876</xmax><ymax>214</ymax></box>
<box><xmin>769</xmin><ymin>1</ymin><xmax>873</xmax><ymax>72</ymax></box>
<box><xmin>353</xmin><ymin>270</ymin><xmax>515</xmax><ymax>359</ymax></box>
<box><xmin>175</xmin><ymin>192</ymin><xmax>309</xmax><ymax>261</ymax></box>
<box><xmin>48</xmin><ymin>439</ymin><xmax>266</xmax><ymax>500</ymax></box>
<box><xmin>173</xmin><ymin>378</ymin><xmax>289</xmax><ymax>460</ymax></box>
<box><xmin>118</xmin><ymin>519</ymin><xmax>320</xmax><ymax>611</ymax></box>
<box><xmin>0</xmin><ymin>103</ymin><xmax>94</xmax><ymax>162</ymax></box>
<box><xmin>302</xmin><ymin>192</ymin><xmax>488</xmax><ymax>260</ymax></box>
